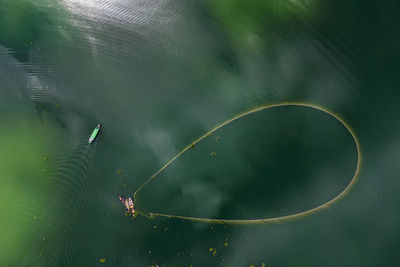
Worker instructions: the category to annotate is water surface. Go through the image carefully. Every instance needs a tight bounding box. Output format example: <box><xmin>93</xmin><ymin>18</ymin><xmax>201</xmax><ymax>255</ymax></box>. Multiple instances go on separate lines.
<box><xmin>1</xmin><ymin>0</ymin><xmax>400</xmax><ymax>266</ymax></box>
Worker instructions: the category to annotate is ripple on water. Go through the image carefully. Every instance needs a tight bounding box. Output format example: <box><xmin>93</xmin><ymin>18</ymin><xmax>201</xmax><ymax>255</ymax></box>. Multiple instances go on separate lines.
<box><xmin>33</xmin><ymin>140</ymin><xmax>96</xmax><ymax>266</ymax></box>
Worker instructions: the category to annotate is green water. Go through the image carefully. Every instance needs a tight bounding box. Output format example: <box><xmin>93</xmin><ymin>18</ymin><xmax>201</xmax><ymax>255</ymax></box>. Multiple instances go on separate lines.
<box><xmin>1</xmin><ymin>0</ymin><xmax>399</xmax><ymax>266</ymax></box>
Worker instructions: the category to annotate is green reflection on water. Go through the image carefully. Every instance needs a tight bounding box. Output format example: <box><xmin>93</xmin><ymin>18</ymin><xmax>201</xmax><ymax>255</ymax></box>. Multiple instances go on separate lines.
<box><xmin>0</xmin><ymin>0</ymin><xmax>52</xmax><ymax>61</ymax></box>
<box><xmin>0</xmin><ymin>112</ymin><xmax>50</xmax><ymax>265</ymax></box>
<box><xmin>205</xmin><ymin>0</ymin><xmax>314</xmax><ymax>45</ymax></box>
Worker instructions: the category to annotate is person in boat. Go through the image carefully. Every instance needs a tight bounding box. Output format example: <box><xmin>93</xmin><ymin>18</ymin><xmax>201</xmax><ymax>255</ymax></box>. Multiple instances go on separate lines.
<box><xmin>118</xmin><ymin>194</ymin><xmax>136</xmax><ymax>216</ymax></box>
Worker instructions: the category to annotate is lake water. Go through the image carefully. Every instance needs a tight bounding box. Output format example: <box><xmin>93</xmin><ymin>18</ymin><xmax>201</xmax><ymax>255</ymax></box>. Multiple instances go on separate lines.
<box><xmin>1</xmin><ymin>0</ymin><xmax>399</xmax><ymax>266</ymax></box>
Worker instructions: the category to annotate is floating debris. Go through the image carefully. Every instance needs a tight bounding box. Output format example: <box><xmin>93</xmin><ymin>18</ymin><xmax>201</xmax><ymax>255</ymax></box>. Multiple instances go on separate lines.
<box><xmin>153</xmin><ymin>225</ymin><xmax>157</xmax><ymax>230</ymax></box>
<box><xmin>215</xmin><ymin>136</ymin><xmax>221</xmax><ymax>142</ymax></box>
<box><xmin>43</xmin><ymin>155</ymin><xmax>47</xmax><ymax>160</ymax></box>
<box><xmin>99</xmin><ymin>257</ymin><xmax>106</xmax><ymax>263</ymax></box>
<box><xmin>42</xmin><ymin>168</ymin><xmax>47</xmax><ymax>173</ymax></box>
<box><xmin>210</xmin><ymin>152</ymin><xmax>217</xmax><ymax>156</ymax></box>
<box><xmin>224</xmin><ymin>242</ymin><xmax>228</xmax><ymax>247</ymax></box>
<box><xmin>42</xmin><ymin>236</ymin><xmax>46</xmax><ymax>241</ymax></box>
<box><xmin>209</xmin><ymin>247</ymin><xmax>217</xmax><ymax>256</ymax></box>
<box><xmin>117</xmin><ymin>169</ymin><xmax>123</xmax><ymax>174</ymax></box>
<box><xmin>56</xmin><ymin>104</ymin><xmax>61</xmax><ymax>108</ymax></box>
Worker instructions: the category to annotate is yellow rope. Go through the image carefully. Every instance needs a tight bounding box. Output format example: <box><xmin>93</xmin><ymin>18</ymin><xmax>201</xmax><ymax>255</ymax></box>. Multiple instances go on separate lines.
<box><xmin>133</xmin><ymin>102</ymin><xmax>362</xmax><ymax>224</ymax></box>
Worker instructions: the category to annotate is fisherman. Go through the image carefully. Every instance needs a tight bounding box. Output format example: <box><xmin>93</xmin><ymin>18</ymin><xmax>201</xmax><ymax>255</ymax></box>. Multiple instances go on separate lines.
<box><xmin>118</xmin><ymin>194</ymin><xmax>136</xmax><ymax>216</ymax></box>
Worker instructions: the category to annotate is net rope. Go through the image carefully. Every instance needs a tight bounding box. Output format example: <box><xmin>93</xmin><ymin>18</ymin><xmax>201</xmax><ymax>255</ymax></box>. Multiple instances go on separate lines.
<box><xmin>133</xmin><ymin>102</ymin><xmax>362</xmax><ymax>224</ymax></box>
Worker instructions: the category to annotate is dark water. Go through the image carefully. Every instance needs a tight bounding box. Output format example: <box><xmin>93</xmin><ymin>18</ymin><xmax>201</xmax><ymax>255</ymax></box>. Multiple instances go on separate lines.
<box><xmin>1</xmin><ymin>0</ymin><xmax>399</xmax><ymax>266</ymax></box>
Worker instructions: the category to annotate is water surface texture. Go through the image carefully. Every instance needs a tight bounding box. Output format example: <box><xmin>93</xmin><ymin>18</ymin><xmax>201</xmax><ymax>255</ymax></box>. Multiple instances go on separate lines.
<box><xmin>1</xmin><ymin>0</ymin><xmax>400</xmax><ymax>266</ymax></box>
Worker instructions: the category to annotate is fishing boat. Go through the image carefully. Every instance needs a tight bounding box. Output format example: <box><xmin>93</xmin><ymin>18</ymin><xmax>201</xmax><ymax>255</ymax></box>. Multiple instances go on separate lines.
<box><xmin>88</xmin><ymin>123</ymin><xmax>101</xmax><ymax>144</ymax></box>
<box><xmin>118</xmin><ymin>194</ymin><xmax>136</xmax><ymax>215</ymax></box>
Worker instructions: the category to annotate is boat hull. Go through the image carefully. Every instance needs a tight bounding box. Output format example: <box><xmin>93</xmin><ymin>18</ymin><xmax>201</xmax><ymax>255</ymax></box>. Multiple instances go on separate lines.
<box><xmin>88</xmin><ymin>124</ymin><xmax>101</xmax><ymax>144</ymax></box>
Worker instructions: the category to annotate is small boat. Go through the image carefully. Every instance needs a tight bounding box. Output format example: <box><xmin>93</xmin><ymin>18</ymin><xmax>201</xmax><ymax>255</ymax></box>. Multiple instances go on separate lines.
<box><xmin>118</xmin><ymin>194</ymin><xmax>136</xmax><ymax>215</ymax></box>
<box><xmin>88</xmin><ymin>123</ymin><xmax>101</xmax><ymax>144</ymax></box>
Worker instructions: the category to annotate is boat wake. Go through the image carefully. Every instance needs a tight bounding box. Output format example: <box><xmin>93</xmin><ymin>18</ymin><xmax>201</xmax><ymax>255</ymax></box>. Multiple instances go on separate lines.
<box><xmin>25</xmin><ymin>138</ymin><xmax>97</xmax><ymax>266</ymax></box>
